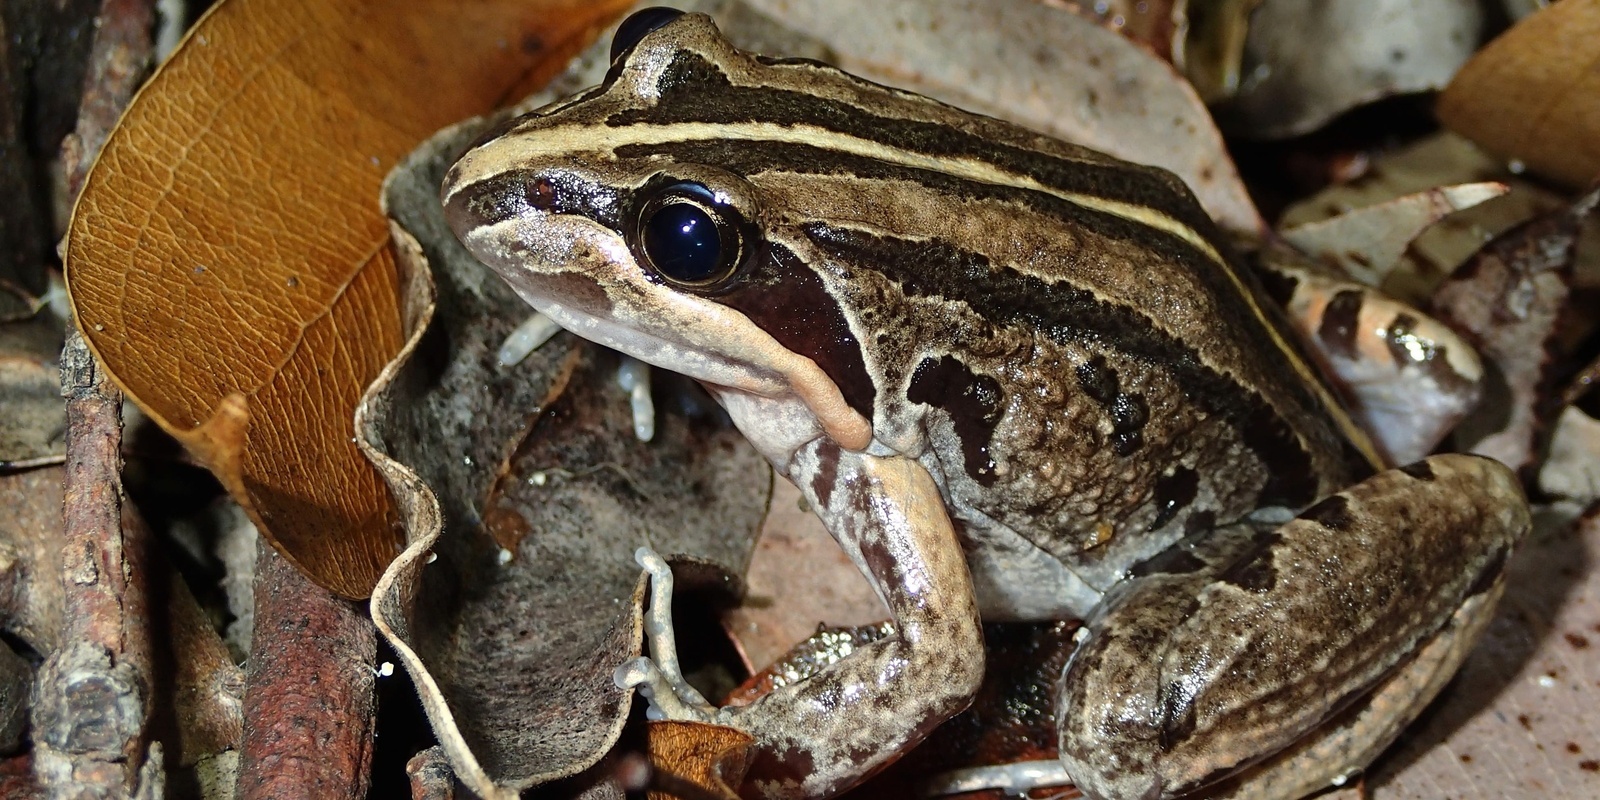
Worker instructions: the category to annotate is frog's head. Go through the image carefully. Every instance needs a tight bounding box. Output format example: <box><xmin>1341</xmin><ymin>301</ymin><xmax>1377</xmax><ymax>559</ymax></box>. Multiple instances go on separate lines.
<box><xmin>443</xmin><ymin>9</ymin><xmax>875</xmax><ymax>451</ymax></box>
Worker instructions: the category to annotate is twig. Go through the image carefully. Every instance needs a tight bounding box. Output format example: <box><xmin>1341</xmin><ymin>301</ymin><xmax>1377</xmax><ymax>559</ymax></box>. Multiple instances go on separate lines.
<box><xmin>236</xmin><ymin>541</ymin><xmax>376</xmax><ymax>799</ymax></box>
<box><xmin>407</xmin><ymin>746</ymin><xmax>454</xmax><ymax>800</ymax></box>
<box><xmin>60</xmin><ymin>0</ymin><xmax>158</xmax><ymax>198</ymax></box>
<box><xmin>33</xmin><ymin>333</ymin><xmax>151</xmax><ymax>798</ymax></box>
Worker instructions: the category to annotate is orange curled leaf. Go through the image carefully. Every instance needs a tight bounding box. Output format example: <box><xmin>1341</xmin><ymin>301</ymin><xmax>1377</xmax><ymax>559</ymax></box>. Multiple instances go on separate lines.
<box><xmin>65</xmin><ymin>0</ymin><xmax>635</xmax><ymax>597</ymax></box>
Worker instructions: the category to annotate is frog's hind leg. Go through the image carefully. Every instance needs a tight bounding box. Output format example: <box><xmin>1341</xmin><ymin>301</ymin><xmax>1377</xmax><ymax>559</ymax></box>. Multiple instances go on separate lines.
<box><xmin>1200</xmin><ymin>578</ymin><xmax>1504</xmax><ymax>800</ymax></box>
<box><xmin>1055</xmin><ymin>453</ymin><xmax>1530</xmax><ymax>800</ymax></box>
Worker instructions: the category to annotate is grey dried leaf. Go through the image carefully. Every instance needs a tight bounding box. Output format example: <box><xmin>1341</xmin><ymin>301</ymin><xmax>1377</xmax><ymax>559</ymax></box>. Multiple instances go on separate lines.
<box><xmin>362</xmin><ymin>107</ymin><xmax>770</xmax><ymax>799</ymax></box>
<box><xmin>1434</xmin><ymin>185</ymin><xmax>1600</xmax><ymax>471</ymax></box>
<box><xmin>1280</xmin><ymin>183</ymin><xmax>1508</xmax><ymax>287</ymax></box>
<box><xmin>0</xmin><ymin>317</ymin><xmax>67</xmax><ymax>468</ymax></box>
<box><xmin>1276</xmin><ymin>132</ymin><xmax>1600</xmax><ymax>306</ymax></box>
<box><xmin>1214</xmin><ymin>0</ymin><xmax>1483</xmax><ymax>139</ymax></box>
<box><xmin>1539</xmin><ymin>407</ymin><xmax>1600</xmax><ymax>504</ymax></box>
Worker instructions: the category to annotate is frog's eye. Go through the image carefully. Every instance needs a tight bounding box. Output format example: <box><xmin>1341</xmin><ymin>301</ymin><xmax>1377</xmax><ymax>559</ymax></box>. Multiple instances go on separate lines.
<box><xmin>610</xmin><ymin>7</ymin><xmax>684</xmax><ymax>63</ymax></box>
<box><xmin>631</xmin><ymin>181</ymin><xmax>748</xmax><ymax>289</ymax></box>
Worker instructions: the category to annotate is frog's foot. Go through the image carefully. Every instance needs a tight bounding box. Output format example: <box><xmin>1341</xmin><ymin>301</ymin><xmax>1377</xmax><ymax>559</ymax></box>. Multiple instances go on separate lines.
<box><xmin>919</xmin><ymin>761</ymin><xmax>1072</xmax><ymax>798</ymax></box>
<box><xmin>613</xmin><ymin>546</ymin><xmax>718</xmax><ymax>722</ymax></box>
<box><xmin>1212</xmin><ymin>579</ymin><xmax>1505</xmax><ymax>800</ymax></box>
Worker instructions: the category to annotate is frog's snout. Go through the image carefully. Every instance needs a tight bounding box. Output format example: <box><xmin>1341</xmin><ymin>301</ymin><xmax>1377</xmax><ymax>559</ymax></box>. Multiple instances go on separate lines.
<box><xmin>442</xmin><ymin>165</ymin><xmax>561</xmax><ymax>247</ymax></box>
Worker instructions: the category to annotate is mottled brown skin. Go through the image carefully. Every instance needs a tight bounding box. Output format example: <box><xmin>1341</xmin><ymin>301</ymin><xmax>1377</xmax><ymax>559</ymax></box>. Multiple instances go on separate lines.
<box><xmin>442</xmin><ymin>12</ymin><xmax>1532</xmax><ymax>800</ymax></box>
<box><xmin>1057</xmin><ymin>454</ymin><xmax>1528</xmax><ymax>799</ymax></box>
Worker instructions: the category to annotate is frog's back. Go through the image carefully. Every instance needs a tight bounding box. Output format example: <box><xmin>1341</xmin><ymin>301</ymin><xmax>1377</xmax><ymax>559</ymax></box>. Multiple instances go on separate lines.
<box><xmin>467</xmin><ymin>16</ymin><xmax>1374</xmax><ymax>602</ymax></box>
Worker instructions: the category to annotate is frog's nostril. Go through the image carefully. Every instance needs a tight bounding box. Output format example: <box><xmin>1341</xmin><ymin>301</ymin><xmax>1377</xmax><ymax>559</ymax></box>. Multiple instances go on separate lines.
<box><xmin>525</xmin><ymin>176</ymin><xmax>557</xmax><ymax>211</ymax></box>
<box><xmin>443</xmin><ymin>172</ymin><xmax>559</xmax><ymax>241</ymax></box>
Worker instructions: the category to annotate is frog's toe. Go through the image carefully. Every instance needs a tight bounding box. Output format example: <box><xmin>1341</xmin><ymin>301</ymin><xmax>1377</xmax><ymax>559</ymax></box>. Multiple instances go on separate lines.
<box><xmin>617</xmin><ymin>546</ymin><xmax>717</xmax><ymax>721</ymax></box>
<box><xmin>919</xmin><ymin>760</ymin><xmax>1072</xmax><ymax>798</ymax></box>
<box><xmin>497</xmin><ymin>311</ymin><xmax>564</xmax><ymax>366</ymax></box>
<box><xmin>614</xmin><ymin>655</ymin><xmax>716</xmax><ymax>722</ymax></box>
<box><xmin>616</xmin><ymin>356</ymin><xmax>655</xmax><ymax>442</ymax></box>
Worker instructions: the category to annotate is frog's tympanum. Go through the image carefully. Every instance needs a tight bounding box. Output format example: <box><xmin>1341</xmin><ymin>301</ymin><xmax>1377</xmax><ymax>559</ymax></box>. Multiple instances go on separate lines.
<box><xmin>442</xmin><ymin>10</ymin><xmax>1531</xmax><ymax>800</ymax></box>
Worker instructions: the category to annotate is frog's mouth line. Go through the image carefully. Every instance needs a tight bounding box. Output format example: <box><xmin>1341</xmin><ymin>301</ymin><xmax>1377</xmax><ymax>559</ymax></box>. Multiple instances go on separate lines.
<box><xmin>461</xmin><ymin>210</ymin><xmax>875</xmax><ymax>451</ymax></box>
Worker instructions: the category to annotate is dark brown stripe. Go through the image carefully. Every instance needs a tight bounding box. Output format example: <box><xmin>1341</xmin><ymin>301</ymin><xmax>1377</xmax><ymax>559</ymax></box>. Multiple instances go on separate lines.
<box><xmin>1149</xmin><ymin>467</ymin><xmax>1200</xmax><ymax>531</ymax></box>
<box><xmin>1215</xmin><ymin>530</ymin><xmax>1282</xmax><ymax>593</ymax></box>
<box><xmin>810</xmin><ymin>439</ymin><xmax>840</xmax><ymax>508</ymax></box>
<box><xmin>610</xmin><ymin>49</ymin><xmax>1223</xmax><ymax>238</ymax></box>
<box><xmin>1317</xmin><ymin>289</ymin><xmax>1364</xmax><ymax>360</ymax></box>
<box><xmin>1251</xmin><ymin>261</ymin><xmax>1300</xmax><ymax>307</ymax></box>
<box><xmin>799</xmin><ymin>222</ymin><xmax>1323</xmax><ymax>507</ymax></box>
<box><xmin>719</xmin><ymin>242</ymin><xmax>876</xmax><ymax>422</ymax></box>
<box><xmin>1128</xmin><ymin>545</ymin><xmax>1207</xmax><ymax>578</ymax></box>
<box><xmin>1301</xmin><ymin>494</ymin><xmax>1354</xmax><ymax>532</ymax></box>
<box><xmin>906</xmin><ymin>354</ymin><xmax>1003</xmax><ymax>486</ymax></box>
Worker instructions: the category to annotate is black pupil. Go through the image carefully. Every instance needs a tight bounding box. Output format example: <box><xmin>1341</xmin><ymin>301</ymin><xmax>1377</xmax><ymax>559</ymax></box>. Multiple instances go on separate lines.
<box><xmin>642</xmin><ymin>200</ymin><xmax>724</xmax><ymax>283</ymax></box>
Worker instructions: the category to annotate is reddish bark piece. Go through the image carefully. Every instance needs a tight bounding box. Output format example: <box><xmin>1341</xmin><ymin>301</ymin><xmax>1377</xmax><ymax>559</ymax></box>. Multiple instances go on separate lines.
<box><xmin>237</xmin><ymin>540</ymin><xmax>376</xmax><ymax>800</ymax></box>
<box><xmin>29</xmin><ymin>2</ymin><xmax>159</xmax><ymax>791</ymax></box>
<box><xmin>0</xmin><ymin>753</ymin><xmax>39</xmax><ymax>798</ymax></box>
<box><xmin>407</xmin><ymin>746</ymin><xmax>455</xmax><ymax>800</ymax></box>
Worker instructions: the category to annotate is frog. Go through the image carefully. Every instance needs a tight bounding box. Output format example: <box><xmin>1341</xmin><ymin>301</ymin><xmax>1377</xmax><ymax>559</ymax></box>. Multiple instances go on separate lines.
<box><xmin>440</xmin><ymin>9</ymin><xmax>1531</xmax><ymax>799</ymax></box>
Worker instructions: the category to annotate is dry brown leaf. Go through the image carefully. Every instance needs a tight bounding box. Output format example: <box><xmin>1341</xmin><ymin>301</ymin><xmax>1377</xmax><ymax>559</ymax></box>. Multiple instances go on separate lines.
<box><xmin>64</xmin><ymin>0</ymin><xmax>637</xmax><ymax>597</ymax></box>
<box><xmin>1438</xmin><ymin>0</ymin><xmax>1600</xmax><ymax>189</ymax></box>
<box><xmin>647</xmin><ymin>721</ymin><xmax>754</xmax><ymax>800</ymax></box>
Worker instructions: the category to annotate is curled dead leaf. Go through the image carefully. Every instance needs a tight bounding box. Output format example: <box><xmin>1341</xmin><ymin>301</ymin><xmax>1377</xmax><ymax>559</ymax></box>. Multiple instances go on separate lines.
<box><xmin>64</xmin><ymin>0</ymin><xmax>637</xmax><ymax>597</ymax></box>
<box><xmin>1434</xmin><ymin>185</ymin><xmax>1600</xmax><ymax>470</ymax></box>
<box><xmin>365</xmin><ymin>103</ymin><xmax>769</xmax><ymax>798</ymax></box>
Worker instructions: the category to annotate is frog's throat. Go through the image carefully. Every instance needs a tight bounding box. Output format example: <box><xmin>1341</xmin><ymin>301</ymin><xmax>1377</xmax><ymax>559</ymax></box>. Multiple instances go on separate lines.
<box><xmin>531</xmin><ymin>297</ymin><xmax>873</xmax><ymax>452</ymax></box>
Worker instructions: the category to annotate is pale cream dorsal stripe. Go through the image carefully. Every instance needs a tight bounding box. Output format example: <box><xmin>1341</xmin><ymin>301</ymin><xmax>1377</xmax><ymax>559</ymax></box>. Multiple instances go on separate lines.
<box><xmin>458</xmin><ymin>118</ymin><xmax>1384</xmax><ymax>469</ymax></box>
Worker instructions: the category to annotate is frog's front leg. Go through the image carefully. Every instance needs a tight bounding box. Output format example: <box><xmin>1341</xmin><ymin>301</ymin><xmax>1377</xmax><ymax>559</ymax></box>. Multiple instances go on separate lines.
<box><xmin>624</xmin><ymin>439</ymin><xmax>984</xmax><ymax>799</ymax></box>
<box><xmin>1056</xmin><ymin>453</ymin><xmax>1530</xmax><ymax>800</ymax></box>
